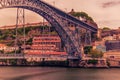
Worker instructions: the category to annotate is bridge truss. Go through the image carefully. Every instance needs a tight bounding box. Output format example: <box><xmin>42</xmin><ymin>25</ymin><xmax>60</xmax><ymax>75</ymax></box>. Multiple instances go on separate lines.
<box><xmin>0</xmin><ymin>0</ymin><xmax>98</xmax><ymax>59</ymax></box>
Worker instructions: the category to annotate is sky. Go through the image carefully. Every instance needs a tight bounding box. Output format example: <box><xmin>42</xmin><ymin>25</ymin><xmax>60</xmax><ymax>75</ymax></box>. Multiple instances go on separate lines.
<box><xmin>0</xmin><ymin>0</ymin><xmax>120</xmax><ymax>29</ymax></box>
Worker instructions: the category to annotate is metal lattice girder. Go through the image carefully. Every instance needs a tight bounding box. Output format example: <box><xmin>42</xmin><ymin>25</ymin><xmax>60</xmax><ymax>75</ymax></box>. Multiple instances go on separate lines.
<box><xmin>85</xmin><ymin>30</ymin><xmax>92</xmax><ymax>46</ymax></box>
<box><xmin>0</xmin><ymin>0</ymin><xmax>98</xmax><ymax>59</ymax></box>
<box><xmin>15</xmin><ymin>8</ymin><xmax>25</xmax><ymax>54</ymax></box>
<box><xmin>16</xmin><ymin>8</ymin><xmax>25</xmax><ymax>26</ymax></box>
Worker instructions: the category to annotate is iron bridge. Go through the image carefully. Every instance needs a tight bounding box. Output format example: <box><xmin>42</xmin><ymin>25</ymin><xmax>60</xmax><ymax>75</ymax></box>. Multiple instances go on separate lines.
<box><xmin>0</xmin><ymin>0</ymin><xmax>98</xmax><ymax>59</ymax></box>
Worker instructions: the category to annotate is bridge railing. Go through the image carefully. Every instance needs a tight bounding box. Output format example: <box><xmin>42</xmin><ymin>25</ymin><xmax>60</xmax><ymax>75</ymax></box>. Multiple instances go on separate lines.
<box><xmin>0</xmin><ymin>54</ymin><xmax>69</xmax><ymax>59</ymax></box>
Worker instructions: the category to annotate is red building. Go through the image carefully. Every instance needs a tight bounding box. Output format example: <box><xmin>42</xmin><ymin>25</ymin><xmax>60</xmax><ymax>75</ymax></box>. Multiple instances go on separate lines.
<box><xmin>24</xmin><ymin>35</ymin><xmax>67</xmax><ymax>56</ymax></box>
<box><xmin>31</xmin><ymin>35</ymin><xmax>61</xmax><ymax>51</ymax></box>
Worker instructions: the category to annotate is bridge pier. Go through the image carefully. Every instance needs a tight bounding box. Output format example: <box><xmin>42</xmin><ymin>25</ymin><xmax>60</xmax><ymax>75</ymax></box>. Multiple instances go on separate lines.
<box><xmin>16</xmin><ymin>59</ymin><xmax>27</xmax><ymax>65</ymax></box>
<box><xmin>0</xmin><ymin>59</ymin><xmax>7</xmax><ymax>65</ymax></box>
<box><xmin>67</xmin><ymin>59</ymin><xmax>80</xmax><ymax>67</ymax></box>
<box><xmin>0</xmin><ymin>59</ymin><xmax>27</xmax><ymax>66</ymax></box>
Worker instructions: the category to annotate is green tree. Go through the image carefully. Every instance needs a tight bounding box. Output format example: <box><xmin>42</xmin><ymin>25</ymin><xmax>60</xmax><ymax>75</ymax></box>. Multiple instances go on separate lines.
<box><xmin>87</xmin><ymin>59</ymin><xmax>98</xmax><ymax>65</ymax></box>
<box><xmin>89</xmin><ymin>49</ymin><xmax>103</xmax><ymax>58</ymax></box>
<box><xmin>69</xmin><ymin>11</ymin><xmax>94</xmax><ymax>22</ymax></box>
<box><xmin>84</xmin><ymin>46</ymin><xmax>92</xmax><ymax>54</ymax></box>
<box><xmin>102</xmin><ymin>27</ymin><xmax>111</xmax><ymax>31</ymax></box>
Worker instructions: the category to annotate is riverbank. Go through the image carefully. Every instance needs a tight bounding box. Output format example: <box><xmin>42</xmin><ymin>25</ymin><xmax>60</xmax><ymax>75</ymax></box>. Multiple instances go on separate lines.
<box><xmin>2</xmin><ymin>64</ymin><xmax>120</xmax><ymax>68</ymax></box>
<box><xmin>0</xmin><ymin>64</ymin><xmax>120</xmax><ymax>69</ymax></box>
<box><xmin>0</xmin><ymin>59</ymin><xmax>120</xmax><ymax>68</ymax></box>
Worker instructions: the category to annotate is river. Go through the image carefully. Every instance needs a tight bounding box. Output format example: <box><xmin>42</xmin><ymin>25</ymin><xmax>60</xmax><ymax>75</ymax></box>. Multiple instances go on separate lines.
<box><xmin>0</xmin><ymin>67</ymin><xmax>119</xmax><ymax>80</ymax></box>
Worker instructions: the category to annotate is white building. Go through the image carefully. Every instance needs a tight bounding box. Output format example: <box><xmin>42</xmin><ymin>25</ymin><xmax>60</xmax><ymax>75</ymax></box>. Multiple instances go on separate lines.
<box><xmin>104</xmin><ymin>51</ymin><xmax>120</xmax><ymax>59</ymax></box>
<box><xmin>0</xmin><ymin>44</ymin><xmax>19</xmax><ymax>53</ymax></box>
<box><xmin>102</xmin><ymin>36</ymin><xmax>114</xmax><ymax>41</ymax></box>
<box><xmin>93</xmin><ymin>41</ymin><xmax>106</xmax><ymax>52</ymax></box>
<box><xmin>0</xmin><ymin>44</ymin><xmax>7</xmax><ymax>51</ymax></box>
<box><xmin>5</xmin><ymin>47</ymin><xmax>19</xmax><ymax>52</ymax></box>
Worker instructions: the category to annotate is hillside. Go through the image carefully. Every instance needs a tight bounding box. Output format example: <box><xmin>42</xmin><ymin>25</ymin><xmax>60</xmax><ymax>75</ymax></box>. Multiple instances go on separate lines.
<box><xmin>0</xmin><ymin>25</ymin><xmax>57</xmax><ymax>46</ymax></box>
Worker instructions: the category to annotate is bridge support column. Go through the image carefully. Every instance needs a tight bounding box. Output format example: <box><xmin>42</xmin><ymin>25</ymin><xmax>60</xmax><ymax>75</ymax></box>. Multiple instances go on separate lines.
<box><xmin>16</xmin><ymin>59</ymin><xmax>27</xmax><ymax>65</ymax></box>
<box><xmin>67</xmin><ymin>59</ymin><xmax>80</xmax><ymax>67</ymax></box>
<box><xmin>85</xmin><ymin>30</ymin><xmax>92</xmax><ymax>46</ymax></box>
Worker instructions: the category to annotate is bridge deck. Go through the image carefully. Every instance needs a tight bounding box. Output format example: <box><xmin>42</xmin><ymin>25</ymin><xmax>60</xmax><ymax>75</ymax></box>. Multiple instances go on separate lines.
<box><xmin>41</xmin><ymin>0</ymin><xmax>98</xmax><ymax>32</ymax></box>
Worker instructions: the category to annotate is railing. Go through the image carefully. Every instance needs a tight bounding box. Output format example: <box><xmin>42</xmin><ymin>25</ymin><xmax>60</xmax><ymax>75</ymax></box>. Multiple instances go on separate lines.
<box><xmin>0</xmin><ymin>54</ymin><xmax>72</xmax><ymax>59</ymax></box>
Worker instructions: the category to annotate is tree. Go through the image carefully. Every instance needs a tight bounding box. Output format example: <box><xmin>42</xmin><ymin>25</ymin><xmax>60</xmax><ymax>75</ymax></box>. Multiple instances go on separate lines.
<box><xmin>102</xmin><ymin>27</ymin><xmax>111</xmax><ymax>31</ymax></box>
<box><xmin>69</xmin><ymin>10</ymin><xmax>94</xmax><ymax>22</ymax></box>
<box><xmin>84</xmin><ymin>46</ymin><xmax>92</xmax><ymax>54</ymax></box>
<box><xmin>89</xmin><ymin>49</ymin><xmax>103</xmax><ymax>58</ymax></box>
<box><xmin>87</xmin><ymin>59</ymin><xmax>98</xmax><ymax>65</ymax></box>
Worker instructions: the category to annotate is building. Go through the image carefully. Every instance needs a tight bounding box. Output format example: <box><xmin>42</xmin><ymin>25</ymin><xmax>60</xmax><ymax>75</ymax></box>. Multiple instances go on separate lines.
<box><xmin>97</xmin><ymin>28</ymin><xmax>102</xmax><ymax>39</ymax></box>
<box><xmin>0</xmin><ymin>44</ymin><xmax>7</xmax><ymax>52</ymax></box>
<box><xmin>105</xmin><ymin>40</ymin><xmax>120</xmax><ymax>51</ymax></box>
<box><xmin>68</xmin><ymin>9</ymin><xmax>98</xmax><ymax>29</ymax></box>
<box><xmin>5</xmin><ymin>47</ymin><xmax>19</xmax><ymax>52</ymax></box>
<box><xmin>104</xmin><ymin>51</ymin><xmax>120</xmax><ymax>59</ymax></box>
<box><xmin>0</xmin><ymin>43</ymin><xmax>19</xmax><ymax>53</ymax></box>
<box><xmin>92</xmin><ymin>41</ymin><xmax>106</xmax><ymax>52</ymax></box>
<box><xmin>24</xmin><ymin>50</ymin><xmax>66</xmax><ymax>55</ymax></box>
<box><xmin>24</xmin><ymin>35</ymin><xmax>67</xmax><ymax>55</ymax></box>
<box><xmin>24</xmin><ymin>35</ymin><xmax>67</xmax><ymax>61</ymax></box>
<box><xmin>101</xmin><ymin>28</ymin><xmax>120</xmax><ymax>40</ymax></box>
<box><xmin>31</xmin><ymin>35</ymin><xmax>62</xmax><ymax>52</ymax></box>
<box><xmin>104</xmin><ymin>51</ymin><xmax>120</xmax><ymax>67</ymax></box>
<box><xmin>102</xmin><ymin>36</ymin><xmax>115</xmax><ymax>41</ymax></box>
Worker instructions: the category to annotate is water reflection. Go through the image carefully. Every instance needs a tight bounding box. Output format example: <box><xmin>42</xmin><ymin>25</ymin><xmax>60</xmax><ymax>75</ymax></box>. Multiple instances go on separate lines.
<box><xmin>0</xmin><ymin>67</ymin><xmax>120</xmax><ymax>80</ymax></box>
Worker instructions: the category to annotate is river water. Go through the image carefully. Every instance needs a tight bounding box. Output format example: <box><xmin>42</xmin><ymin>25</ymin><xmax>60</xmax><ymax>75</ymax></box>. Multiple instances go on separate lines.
<box><xmin>0</xmin><ymin>67</ymin><xmax>120</xmax><ymax>80</ymax></box>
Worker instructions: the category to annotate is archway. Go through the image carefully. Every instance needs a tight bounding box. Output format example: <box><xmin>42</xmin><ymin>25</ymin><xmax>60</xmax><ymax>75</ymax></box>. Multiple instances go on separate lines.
<box><xmin>0</xmin><ymin>0</ymin><xmax>82</xmax><ymax>59</ymax></box>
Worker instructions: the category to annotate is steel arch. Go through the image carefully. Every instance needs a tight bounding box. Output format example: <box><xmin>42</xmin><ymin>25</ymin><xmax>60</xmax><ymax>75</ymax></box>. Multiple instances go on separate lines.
<box><xmin>0</xmin><ymin>0</ymin><xmax>98</xmax><ymax>59</ymax></box>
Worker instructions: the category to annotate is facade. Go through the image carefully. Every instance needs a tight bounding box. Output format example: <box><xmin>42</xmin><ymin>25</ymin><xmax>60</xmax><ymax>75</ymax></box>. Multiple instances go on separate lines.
<box><xmin>97</xmin><ymin>28</ymin><xmax>102</xmax><ymax>39</ymax></box>
<box><xmin>24</xmin><ymin>35</ymin><xmax>67</xmax><ymax>61</ymax></box>
<box><xmin>102</xmin><ymin>34</ymin><xmax>120</xmax><ymax>41</ymax></box>
<box><xmin>24</xmin><ymin>35</ymin><xmax>67</xmax><ymax>56</ymax></box>
<box><xmin>24</xmin><ymin>50</ymin><xmax>67</xmax><ymax>55</ymax></box>
<box><xmin>101</xmin><ymin>28</ymin><xmax>120</xmax><ymax>39</ymax></box>
<box><xmin>0</xmin><ymin>44</ymin><xmax>7</xmax><ymax>51</ymax></box>
<box><xmin>113</xmin><ymin>34</ymin><xmax>120</xmax><ymax>40</ymax></box>
<box><xmin>104</xmin><ymin>51</ymin><xmax>120</xmax><ymax>67</ymax></box>
<box><xmin>31</xmin><ymin>35</ymin><xmax>61</xmax><ymax>52</ymax></box>
<box><xmin>102</xmin><ymin>36</ymin><xmax>114</xmax><ymax>41</ymax></box>
<box><xmin>0</xmin><ymin>44</ymin><xmax>19</xmax><ymax>53</ymax></box>
<box><xmin>92</xmin><ymin>41</ymin><xmax>106</xmax><ymax>52</ymax></box>
<box><xmin>105</xmin><ymin>40</ymin><xmax>120</xmax><ymax>51</ymax></box>
<box><xmin>5</xmin><ymin>47</ymin><xmax>19</xmax><ymax>52</ymax></box>
<box><xmin>104</xmin><ymin>51</ymin><xmax>120</xmax><ymax>59</ymax></box>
